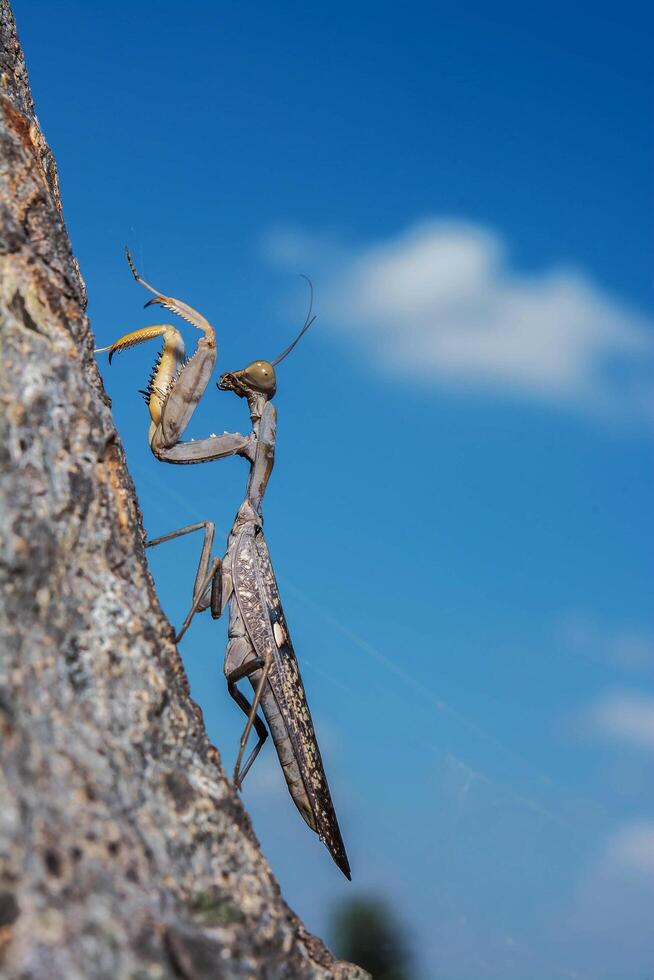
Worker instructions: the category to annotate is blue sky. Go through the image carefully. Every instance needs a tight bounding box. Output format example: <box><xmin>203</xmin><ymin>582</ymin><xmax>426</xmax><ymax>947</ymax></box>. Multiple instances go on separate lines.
<box><xmin>16</xmin><ymin>2</ymin><xmax>654</xmax><ymax>977</ymax></box>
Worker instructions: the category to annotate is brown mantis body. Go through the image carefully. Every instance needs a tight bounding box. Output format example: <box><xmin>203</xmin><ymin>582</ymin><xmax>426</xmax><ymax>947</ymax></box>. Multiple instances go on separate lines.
<box><xmin>95</xmin><ymin>252</ymin><xmax>350</xmax><ymax>879</ymax></box>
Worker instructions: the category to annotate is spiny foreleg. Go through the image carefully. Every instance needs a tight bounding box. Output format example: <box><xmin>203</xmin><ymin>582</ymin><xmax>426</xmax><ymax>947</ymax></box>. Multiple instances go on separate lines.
<box><xmin>124</xmin><ymin>250</ymin><xmax>219</xmax><ymax>451</ymax></box>
<box><xmin>95</xmin><ymin>250</ymin><xmax>224</xmax><ymax>454</ymax></box>
<box><xmin>125</xmin><ymin>248</ymin><xmax>215</xmax><ymax>338</ymax></box>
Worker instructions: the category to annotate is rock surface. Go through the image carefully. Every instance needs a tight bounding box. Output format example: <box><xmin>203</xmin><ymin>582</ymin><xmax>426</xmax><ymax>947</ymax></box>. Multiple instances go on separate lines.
<box><xmin>0</xmin><ymin>3</ymin><xmax>366</xmax><ymax>976</ymax></box>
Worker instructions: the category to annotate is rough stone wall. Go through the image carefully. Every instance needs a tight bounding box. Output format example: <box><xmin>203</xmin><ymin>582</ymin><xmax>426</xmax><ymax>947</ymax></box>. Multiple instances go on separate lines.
<box><xmin>0</xmin><ymin>3</ymin><xmax>365</xmax><ymax>977</ymax></box>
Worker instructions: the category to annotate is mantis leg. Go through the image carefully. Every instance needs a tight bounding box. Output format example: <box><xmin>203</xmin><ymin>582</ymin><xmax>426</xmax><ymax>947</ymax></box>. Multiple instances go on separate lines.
<box><xmin>173</xmin><ymin>556</ymin><xmax>222</xmax><ymax>644</ymax></box>
<box><xmin>153</xmin><ymin>432</ymin><xmax>252</xmax><ymax>465</ymax></box>
<box><xmin>146</xmin><ymin>522</ymin><xmax>223</xmax><ymax>641</ymax></box>
<box><xmin>98</xmin><ymin>253</ymin><xmax>256</xmax><ymax>462</ymax></box>
<box><xmin>126</xmin><ymin>247</ymin><xmax>214</xmax><ymax>337</ymax></box>
<box><xmin>227</xmin><ymin>657</ymin><xmax>272</xmax><ymax>788</ymax></box>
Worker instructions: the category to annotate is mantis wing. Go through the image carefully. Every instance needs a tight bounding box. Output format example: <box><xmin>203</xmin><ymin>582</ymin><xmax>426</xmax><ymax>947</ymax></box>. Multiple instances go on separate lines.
<box><xmin>233</xmin><ymin>524</ymin><xmax>351</xmax><ymax>879</ymax></box>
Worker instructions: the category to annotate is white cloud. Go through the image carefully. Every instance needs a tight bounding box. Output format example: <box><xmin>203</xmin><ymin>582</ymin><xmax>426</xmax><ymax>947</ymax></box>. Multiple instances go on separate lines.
<box><xmin>567</xmin><ymin>821</ymin><xmax>654</xmax><ymax>966</ymax></box>
<box><xmin>585</xmin><ymin>691</ymin><xmax>654</xmax><ymax>751</ymax></box>
<box><xmin>605</xmin><ymin>821</ymin><xmax>654</xmax><ymax>875</ymax></box>
<box><xmin>558</xmin><ymin>614</ymin><xmax>654</xmax><ymax>670</ymax></box>
<box><xmin>264</xmin><ymin>220</ymin><xmax>654</xmax><ymax>419</ymax></box>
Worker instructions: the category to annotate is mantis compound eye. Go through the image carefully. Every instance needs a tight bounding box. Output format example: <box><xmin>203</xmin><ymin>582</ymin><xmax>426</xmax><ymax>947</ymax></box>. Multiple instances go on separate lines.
<box><xmin>243</xmin><ymin>360</ymin><xmax>276</xmax><ymax>394</ymax></box>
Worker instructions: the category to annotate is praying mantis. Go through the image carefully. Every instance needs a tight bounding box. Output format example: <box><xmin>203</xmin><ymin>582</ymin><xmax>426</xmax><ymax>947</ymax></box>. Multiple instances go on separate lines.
<box><xmin>95</xmin><ymin>251</ymin><xmax>350</xmax><ymax>879</ymax></box>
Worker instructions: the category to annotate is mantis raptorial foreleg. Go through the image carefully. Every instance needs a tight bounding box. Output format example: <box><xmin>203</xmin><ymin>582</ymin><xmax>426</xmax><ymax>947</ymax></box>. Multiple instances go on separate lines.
<box><xmin>98</xmin><ymin>250</ymin><xmax>252</xmax><ymax>463</ymax></box>
<box><xmin>146</xmin><ymin>521</ymin><xmax>223</xmax><ymax>641</ymax></box>
<box><xmin>154</xmin><ymin>432</ymin><xmax>252</xmax><ymax>465</ymax></box>
<box><xmin>226</xmin><ymin>657</ymin><xmax>271</xmax><ymax>787</ymax></box>
<box><xmin>125</xmin><ymin>248</ymin><xmax>215</xmax><ymax>337</ymax></box>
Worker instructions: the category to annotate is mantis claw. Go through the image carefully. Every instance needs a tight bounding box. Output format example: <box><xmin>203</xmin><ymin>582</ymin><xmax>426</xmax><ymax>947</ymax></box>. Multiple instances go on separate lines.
<box><xmin>125</xmin><ymin>248</ymin><xmax>215</xmax><ymax>343</ymax></box>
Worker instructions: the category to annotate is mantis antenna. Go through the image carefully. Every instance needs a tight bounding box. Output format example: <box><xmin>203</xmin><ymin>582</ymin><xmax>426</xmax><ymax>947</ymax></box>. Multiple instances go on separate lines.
<box><xmin>270</xmin><ymin>275</ymin><xmax>316</xmax><ymax>367</ymax></box>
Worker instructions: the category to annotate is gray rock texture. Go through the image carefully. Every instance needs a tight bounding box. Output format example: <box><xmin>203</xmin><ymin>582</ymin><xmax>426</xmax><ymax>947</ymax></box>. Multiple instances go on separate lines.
<box><xmin>0</xmin><ymin>3</ymin><xmax>366</xmax><ymax>977</ymax></box>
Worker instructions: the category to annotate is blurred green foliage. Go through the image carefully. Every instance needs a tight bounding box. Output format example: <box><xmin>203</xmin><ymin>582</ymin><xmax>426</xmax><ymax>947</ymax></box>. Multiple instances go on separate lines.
<box><xmin>330</xmin><ymin>894</ymin><xmax>414</xmax><ymax>979</ymax></box>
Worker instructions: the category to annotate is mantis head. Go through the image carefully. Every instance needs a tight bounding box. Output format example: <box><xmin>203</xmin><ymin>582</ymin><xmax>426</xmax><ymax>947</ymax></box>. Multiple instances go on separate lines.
<box><xmin>218</xmin><ymin>360</ymin><xmax>277</xmax><ymax>399</ymax></box>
